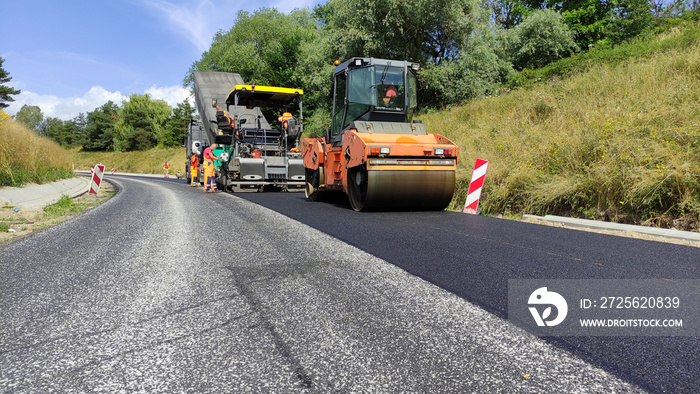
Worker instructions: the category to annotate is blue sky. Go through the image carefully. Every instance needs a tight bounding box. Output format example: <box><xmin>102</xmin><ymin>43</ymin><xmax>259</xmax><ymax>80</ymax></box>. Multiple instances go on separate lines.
<box><xmin>0</xmin><ymin>0</ymin><xmax>321</xmax><ymax>120</ymax></box>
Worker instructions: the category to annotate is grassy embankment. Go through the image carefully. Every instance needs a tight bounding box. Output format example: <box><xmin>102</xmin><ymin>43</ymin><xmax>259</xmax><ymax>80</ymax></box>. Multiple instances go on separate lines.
<box><xmin>69</xmin><ymin>147</ymin><xmax>186</xmax><ymax>176</ymax></box>
<box><xmin>423</xmin><ymin>22</ymin><xmax>700</xmax><ymax>230</ymax></box>
<box><xmin>0</xmin><ymin>112</ymin><xmax>73</xmax><ymax>187</ymax></box>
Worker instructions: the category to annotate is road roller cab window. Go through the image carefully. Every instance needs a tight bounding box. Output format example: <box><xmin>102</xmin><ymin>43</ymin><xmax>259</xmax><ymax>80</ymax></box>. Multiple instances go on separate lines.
<box><xmin>375</xmin><ymin>66</ymin><xmax>405</xmax><ymax>112</ymax></box>
<box><xmin>330</xmin><ymin>59</ymin><xmax>421</xmax><ymax>146</ymax></box>
<box><xmin>331</xmin><ymin>73</ymin><xmax>347</xmax><ymax>142</ymax></box>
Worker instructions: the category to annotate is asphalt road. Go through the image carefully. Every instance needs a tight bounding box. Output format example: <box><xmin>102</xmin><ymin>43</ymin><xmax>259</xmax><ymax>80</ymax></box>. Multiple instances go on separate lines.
<box><xmin>0</xmin><ymin>176</ymin><xmax>647</xmax><ymax>392</ymax></box>
<box><xmin>235</xmin><ymin>188</ymin><xmax>700</xmax><ymax>394</ymax></box>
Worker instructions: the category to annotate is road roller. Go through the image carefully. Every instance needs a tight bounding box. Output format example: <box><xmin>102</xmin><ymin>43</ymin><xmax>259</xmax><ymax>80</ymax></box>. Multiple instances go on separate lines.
<box><xmin>302</xmin><ymin>58</ymin><xmax>459</xmax><ymax>211</ymax></box>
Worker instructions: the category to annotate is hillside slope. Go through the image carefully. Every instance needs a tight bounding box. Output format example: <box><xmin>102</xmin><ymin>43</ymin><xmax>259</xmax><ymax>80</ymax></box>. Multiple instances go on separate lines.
<box><xmin>0</xmin><ymin>112</ymin><xmax>73</xmax><ymax>187</ymax></box>
<box><xmin>422</xmin><ymin>24</ymin><xmax>700</xmax><ymax>231</ymax></box>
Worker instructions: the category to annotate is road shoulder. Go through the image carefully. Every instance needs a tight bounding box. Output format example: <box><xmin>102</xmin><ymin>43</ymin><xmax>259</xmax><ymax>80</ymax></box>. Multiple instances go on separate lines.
<box><xmin>0</xmin><ymin>180</ymin><xmax>115</xmax><ymax>248</ymax></box>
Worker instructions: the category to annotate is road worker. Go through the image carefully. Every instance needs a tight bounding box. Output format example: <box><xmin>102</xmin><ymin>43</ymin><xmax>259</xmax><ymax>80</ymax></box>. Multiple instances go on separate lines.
<box><xmin>163</xmin><ymin>162</ymin><xmax>170</xmax><ymax>178</ymax></box>
<box><xmin>216</xmin><ymin>104</ymin><xmax>237</xmax><ymax>135</ymax></box>
<box><xmin>189</xmin><ymin>153</ymin><xmax>199</xmax><ymax>186</ymax></box>
<box><xmin>381</xmin><ymin>85</ymin><xmax>398</xmax><ymax>107</ymax></box>
<box><xmin>278</xmin><ymin>112</ymin><xmax>293</xmax><ymax>124</ymax></box>
<box><xmin>202</xmin><ymin>143</ymin><xmax>220</xmax><ymax>193</ymax></box>
<box><xmin>278</xmin><ymin>112</ymin><xmax>294</xmax><ymax>134</ymax></box>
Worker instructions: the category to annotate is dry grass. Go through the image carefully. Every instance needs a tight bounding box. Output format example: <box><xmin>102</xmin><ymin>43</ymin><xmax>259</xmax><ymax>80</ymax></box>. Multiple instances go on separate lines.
<box><xmin>0</xmin><ymin>112</ymin><xmax>73</xmax><ymax>186</ymax></box>
<box><xmin>422</xmin><ymin>39</ymin><xmax>700</xmax><ymax>230</ymax></box>
<box><xmin>69</xmin><ymin>147</ymin><xmax>186</xmax><ymax>175</ymax></box>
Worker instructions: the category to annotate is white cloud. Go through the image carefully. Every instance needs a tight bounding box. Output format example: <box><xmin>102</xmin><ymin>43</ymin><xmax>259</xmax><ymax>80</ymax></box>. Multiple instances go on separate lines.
<box><xmin>139</xmin><ymin>0</ymin><xmax>241</xmax><ymax>53</ymax></box>
<box><xmin>139</xmin><ymin>0</ymin><xmax>320</xmax><ymax>53</ymax></box>
<box><xmin>5</xmin><ymin>87</ymin><xmax>123</xmax><ymax>120</ymax></box>
<box><xmin>145</xmin><ymin>85</ymin><xmax>195</xmax><ymax>108</ymax></box>
<box><xmin>4</xmin><ymin>85</ymin><xmax>193</xmax><ymax>121</ymax></box>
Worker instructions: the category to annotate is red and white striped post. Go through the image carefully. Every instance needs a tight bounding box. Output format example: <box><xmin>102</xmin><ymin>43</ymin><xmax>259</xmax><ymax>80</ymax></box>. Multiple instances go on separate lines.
<box><xmin>89</xmin><ymin>164</ymin><xmax>106</xmax><ymax>195</ymax></box>
<box><xmin>110</xmin><ymin>167</ymin><xmax>114</xmax><ymax>175</ymax></box>
<box><xmin>463</xmin><ymin>158</ymin><xmax>489</xmax><ymax>214</ymax></box>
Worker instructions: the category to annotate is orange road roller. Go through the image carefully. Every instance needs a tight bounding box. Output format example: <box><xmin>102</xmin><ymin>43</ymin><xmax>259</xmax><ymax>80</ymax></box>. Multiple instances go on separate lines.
<box><xmin>302</xmin><ymin>58</ymin><xmax>459</xmax><ymax>211</ymax></box>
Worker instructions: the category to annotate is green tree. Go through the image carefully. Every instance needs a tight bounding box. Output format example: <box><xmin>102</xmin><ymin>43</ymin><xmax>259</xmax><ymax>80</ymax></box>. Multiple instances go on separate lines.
<box><xmin>312</xmin><ymin>2</ymin><xmax>335</xmax><ymax>26</ymax></box>
<box><xmin>511</xmin><ymin>8</ymin><xmax>580</xmax><ymax>69</ymax></box>
<box><xmin>162</xmin><ymin>100</ymin><xmax>196</xmax><ymax>147</ymax></box>
<box><xmin>42</xmin><ymin>117</ymin><xmax>67</xmax><ymax>145</ymax></box>
<box><xmin>560</xmin><ymin>0</ymin><xmax>612</xmax><ymax>48</ymax></box>
<box><xmin>84</xmin><ymin>101</ymin><xmax>119</xmax><ymax>151</ymax></box>
<box><xmin>14</xmin><ymin>105</ymin><xmax>43</xmax><ymax>133</ymax></box>
<box><xmin>487</xmin><ymin>0</ymin><xmax>532</xmax><ymax>29</ymax></box>
<box><xmin>606</xmin><ymin>0</ymin><xmax>655</xmax><ymax>44</ymax></box>
<box><xmin>326</xmin><ymin>0</ymin><xmax>483</xmax><ymax>64</ymax></box>
<box><xmin>0</xmin><ymin>57</ymin><xmax>21</xmax><ymax>109</ymax></box>
<box><xmin>492</xmin><ymin>0</ymin><xmax>656</xmax><ymax>48</ymax></box>
<box><xmin>420</xmin><ymin>28</ymin><xmax>515</xmax><ymax>107</ymax></box>
<box><xmin>292</xmin><ymin>31</ymin><xmax>336</xmax><ymax>136</ymax></box>
<box><xmin>42</xmin><ymin>117</ymin><xmax>85</xmax><ymax>148</ymax></box>
<box><xmin>187</xmin><ymin>8</ymin><xmax>316</xmax><ymax>89</ymax></box>
<box><xmin>71</xmin><ymin>113</ymin><xmax>88</xmax><ymax>147</ymax></box>
<box><xmin>115</xmin><ymin>94</ymin><xmax>171</xmax><ymax>151</ymax></box>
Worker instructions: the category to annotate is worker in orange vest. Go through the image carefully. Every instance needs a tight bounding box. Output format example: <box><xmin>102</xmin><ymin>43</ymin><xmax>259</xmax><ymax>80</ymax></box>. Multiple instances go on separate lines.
<box><xmin>279</xmin><ymin>112</ymin><xmax>296</xmax><ymax>151</ymax></box>
<box><xmin>278</xmin><ymin>112</ymin><xmax>293</xmax><ymax>132</ymax></box>
<box><xmin>189</xmin><ymin>153</ymin><xmax>199</xmax><ymax>186</ymax></box>
<box><xmin>202</xmin><ymin>143</ymin><xmax>220</xmax><ymax>193</ymax></box>
<box><xmin>216</xmin><ymin>104</ymin><xmax>237</xmax><ymax>136</ymax></box>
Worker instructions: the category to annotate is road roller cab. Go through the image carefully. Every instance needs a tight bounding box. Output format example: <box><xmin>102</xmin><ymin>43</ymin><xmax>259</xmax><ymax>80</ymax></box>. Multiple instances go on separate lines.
<box><xmin>302</xmin><ymin>58</ymin><xmax>459</xmax><ymax>211</ymax></box>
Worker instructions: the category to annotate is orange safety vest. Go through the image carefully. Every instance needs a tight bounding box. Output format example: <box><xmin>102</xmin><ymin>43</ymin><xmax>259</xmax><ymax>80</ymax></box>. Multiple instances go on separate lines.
<box><xmin>190</xmin><ymin>154</ymin><xmax>199</xmax><ymax>167</ymax></box>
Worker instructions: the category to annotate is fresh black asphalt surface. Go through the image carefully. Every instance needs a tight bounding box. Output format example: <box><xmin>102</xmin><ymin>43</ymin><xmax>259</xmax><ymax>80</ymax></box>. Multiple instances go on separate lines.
<box><xmin>1</xmin><ymin>175</ymin><xmax>696</xmax><ymax>392</ymax></box>
<box><xmin>235</xmin><ymin>188</ymin><xmax>700</xmax><ymax>393</ymax></box>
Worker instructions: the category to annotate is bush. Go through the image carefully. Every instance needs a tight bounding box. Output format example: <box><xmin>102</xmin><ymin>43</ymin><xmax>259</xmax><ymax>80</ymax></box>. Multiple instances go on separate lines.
<box><xmin>511</xmin><ymin>9</ymin><xmax>580</xmax><ymax>70</ymax></box>
<box><xmin>419</xmin><ymin>30</ymin><xmax>514</xmax><ymax>107</ymax></box>
<box><xmin>508</xmin><ymin>18</ymin><xmax>700</xmax><ymax>89</ymax></box>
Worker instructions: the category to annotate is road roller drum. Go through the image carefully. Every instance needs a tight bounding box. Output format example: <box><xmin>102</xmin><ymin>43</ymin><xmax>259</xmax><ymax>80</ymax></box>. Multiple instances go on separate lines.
<box><xmin>348</xmin><ymin>167</ymin><xmax>456</xmax><ymax>211</ymax></box>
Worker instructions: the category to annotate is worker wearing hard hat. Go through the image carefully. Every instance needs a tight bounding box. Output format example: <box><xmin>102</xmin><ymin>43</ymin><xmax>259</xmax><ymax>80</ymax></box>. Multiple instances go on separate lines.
<box><xmin>278</xmin><ymin>112</ymin><xmax>294</xmax><ymax>134</ymax></box>
<box><xmin>278</xmin><ymin>112</ymin><xmax>293</xmax><ymax>123</ymax></box>
<box><xmin>202</xmin><ymin>143</ymin><xmax>220</xmax><ymax>193</ymax></box>
<box><xmin>189</xmin><ymin>153</ymin><xmax>199</xmax><ymax>187</ymax></box>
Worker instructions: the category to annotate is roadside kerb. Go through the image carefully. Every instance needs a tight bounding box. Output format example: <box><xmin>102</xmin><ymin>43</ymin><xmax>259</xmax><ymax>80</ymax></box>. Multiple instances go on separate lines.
<box><xmin>523</xmin><ymin>214</ymin><xmax>700</xmax><ymax>242</ymax></box>
<box><xmin>0</xmin><ymin>177</ymin><xmax>91</xmax><ymax>210</ymax></box>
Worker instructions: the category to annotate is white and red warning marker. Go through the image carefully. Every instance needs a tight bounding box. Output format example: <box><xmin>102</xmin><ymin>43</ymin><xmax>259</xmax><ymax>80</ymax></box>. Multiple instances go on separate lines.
<box><xmin>463</xmin><ymin>158</ymin><xmax>489</xmax><ymax>214</ymax></box>
<box><xmin>110</xmin><ymin>167</ymin><xmax>114</xmax><ymax>175</ymax></box>
<box><xmin>89</xmin><ymin>163</ymin><xmax>106</xmax><ymax>195</ymax></box>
